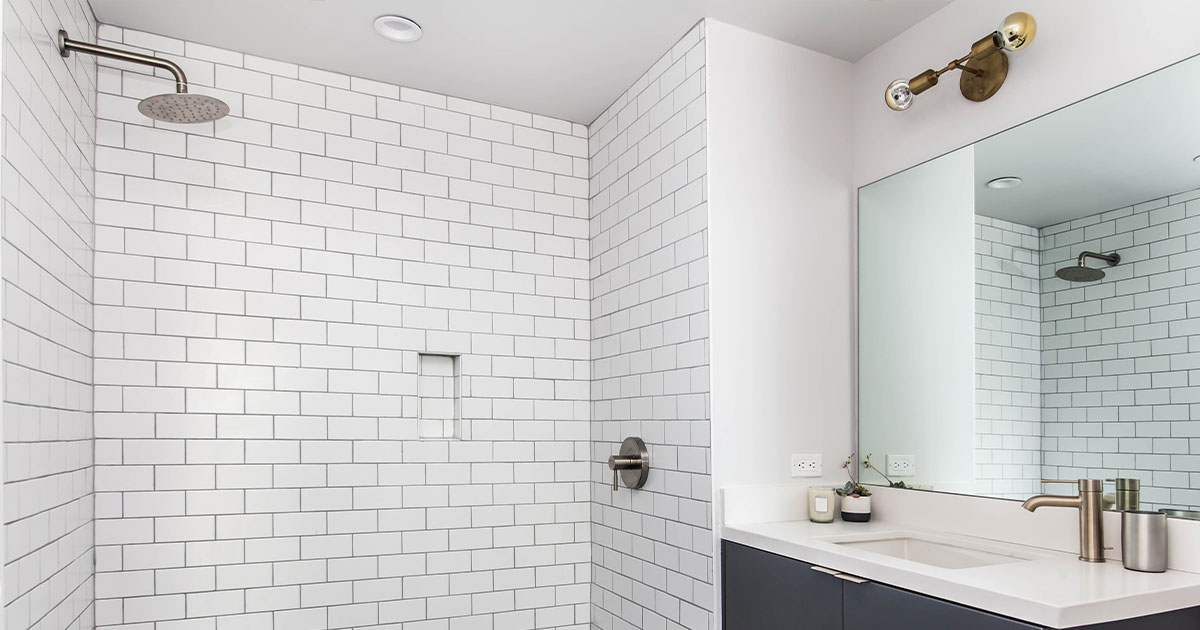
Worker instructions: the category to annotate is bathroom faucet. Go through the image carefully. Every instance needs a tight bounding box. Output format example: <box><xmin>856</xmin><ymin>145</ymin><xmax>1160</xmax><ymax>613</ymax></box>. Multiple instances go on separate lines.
<box><xmin>1022</xmin><ymin>479</ymin><xmax>1106</xmax><ymax>563</ymax></box>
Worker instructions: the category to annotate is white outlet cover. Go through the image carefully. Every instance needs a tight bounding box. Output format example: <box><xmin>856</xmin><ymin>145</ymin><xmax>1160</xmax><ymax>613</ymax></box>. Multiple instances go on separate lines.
<box><xmin>791</xmin><ymin>454</ymin><xmax>823</xmax><ymax>478</ymax></box>
<box><xmin>887</xmin><ymin>453</ymin><xmax>915</xmax><ymax>477</ymax></box>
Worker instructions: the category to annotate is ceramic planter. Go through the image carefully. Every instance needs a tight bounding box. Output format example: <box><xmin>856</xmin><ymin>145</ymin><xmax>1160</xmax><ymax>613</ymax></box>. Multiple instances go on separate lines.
<box><xmin>840</xmin><ymin>494</ymin><xmax>872</xmax><ymax>522</ymax></box>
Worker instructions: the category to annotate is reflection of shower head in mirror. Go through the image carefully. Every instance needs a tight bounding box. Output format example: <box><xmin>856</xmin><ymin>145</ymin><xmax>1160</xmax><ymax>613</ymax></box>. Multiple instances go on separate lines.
<box><xmin>1055</xmin><ymin>265</ymin><xmax>1106</xmax><ymax>282</ymax></box>
<box><xmin>1055</xmin><ymin>251</ymin><xmax>1119</xmax><ymax>283</ymax></box>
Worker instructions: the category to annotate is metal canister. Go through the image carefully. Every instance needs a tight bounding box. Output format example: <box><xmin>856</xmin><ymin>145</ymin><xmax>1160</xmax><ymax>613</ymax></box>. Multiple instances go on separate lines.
<box><xmin>1111</xmin><ymin>478</ymin><xmax>1140</xmax><ymax>511</ymax></box>
<box><xmin>1121</xmin><ymin>510</ymin><xmax>1167</xmax><ymax>573</ymax></box>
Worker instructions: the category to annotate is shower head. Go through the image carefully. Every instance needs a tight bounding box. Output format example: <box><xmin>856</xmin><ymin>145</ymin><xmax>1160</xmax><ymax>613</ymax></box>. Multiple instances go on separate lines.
<box><xmin>1055</xmin><ymin>251</ymin><xmax>1120</xmax><ymax>283</ymax></box>
<box><xmin>59</xmin><ymin>30</ymin><xmax>229</xmax><ymax>124</ymax></box>
<box><xmin>138</xmin><ymin>93</ymin><xmax>230</xmax><ymax>124</ymax></box>
<box><xmin>1055</xmin><ymin>265</ymin><xmax>1107</xmax><ymax>282</ymax></box>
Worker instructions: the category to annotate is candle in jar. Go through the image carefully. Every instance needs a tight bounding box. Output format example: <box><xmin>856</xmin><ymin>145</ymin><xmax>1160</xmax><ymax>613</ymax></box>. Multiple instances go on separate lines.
<box><xmin>808</xmin><ymin>486</ymin><xmax>836</xmax><ymax>523</ymax></box>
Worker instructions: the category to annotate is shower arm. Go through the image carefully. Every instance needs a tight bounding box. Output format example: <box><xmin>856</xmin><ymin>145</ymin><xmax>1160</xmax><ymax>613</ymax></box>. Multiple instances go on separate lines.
<box><xmin>58</xmin><ymin>30</ymin><xmax>189</xmax><ymax>94</ymax></box>
<box><xmin>1078</xmin><ymin>251</ymin><xmax>1120</xmax><ymax>267</ymax></box>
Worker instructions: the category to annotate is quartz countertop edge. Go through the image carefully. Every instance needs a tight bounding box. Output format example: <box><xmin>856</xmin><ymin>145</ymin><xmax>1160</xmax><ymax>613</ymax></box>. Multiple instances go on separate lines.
<box><xmin>722</xmin><ymin>519</ymin><xmax>1200</xmax><ymax>629</ymax></box>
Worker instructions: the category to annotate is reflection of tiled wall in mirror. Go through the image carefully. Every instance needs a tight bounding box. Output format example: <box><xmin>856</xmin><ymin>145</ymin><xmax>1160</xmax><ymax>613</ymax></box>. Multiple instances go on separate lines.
<box><xmin>1041</xmin><ymin>186</ymin><xmax>1200</xmax><ymax>511</ymax></box>
<box><xmin>975</xmin><ymin>216</ymin><xmax>1043</xmax><ymax>499</ymax></box>
<box><xmin>975</xmin><ymin>185</ymin><xmax>1200</xmax><ymax>511</ymax></box>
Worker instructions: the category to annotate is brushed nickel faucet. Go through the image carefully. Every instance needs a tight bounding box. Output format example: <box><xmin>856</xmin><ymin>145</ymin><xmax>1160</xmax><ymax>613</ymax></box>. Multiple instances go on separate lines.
<box><xmin>1022</xmin><ymin>479</ymin><xmax>1106</xmax><ymax>563</ymax></box>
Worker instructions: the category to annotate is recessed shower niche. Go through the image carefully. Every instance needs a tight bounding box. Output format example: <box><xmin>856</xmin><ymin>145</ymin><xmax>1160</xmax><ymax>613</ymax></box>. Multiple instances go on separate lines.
<box><xmin>418</xmin><ymin>354</ymin><xmax>461</xmax><ymax>440</ymax></box>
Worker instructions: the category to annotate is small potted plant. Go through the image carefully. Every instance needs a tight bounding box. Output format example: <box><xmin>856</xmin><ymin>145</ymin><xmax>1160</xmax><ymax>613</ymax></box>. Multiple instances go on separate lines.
<box><xmin>837</xmin><ymin>452</ymin><xmax>872</xmax><ymax>522</ymax></box>
<box><xmin>863</xmin><ymin>453</ymin><xmax>908</xmax><ymax>489</ymax></box>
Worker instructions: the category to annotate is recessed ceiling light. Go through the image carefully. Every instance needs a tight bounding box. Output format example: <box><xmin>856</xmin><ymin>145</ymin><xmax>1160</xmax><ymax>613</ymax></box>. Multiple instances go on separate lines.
<box><xmin>374</xmin><ymin>15</ymin><xmax>422</xmax><ymax>42</ymax></box>
<box><xmin>987</xmin><ymin>176</ymin><xmax>1023</xmax><ymax>189</ymax></box>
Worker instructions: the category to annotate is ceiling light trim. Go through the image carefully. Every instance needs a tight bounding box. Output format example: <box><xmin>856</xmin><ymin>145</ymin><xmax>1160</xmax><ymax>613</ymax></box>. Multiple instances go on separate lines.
<box><xmin>986</xmin><ymin>176</ymin><xmax>1023</xmax><ymax>189</ymax></box>
<box><xmin>374</xmin><ymin>15</ymin><xmax>423</xmax><ymax>43</ymax></box>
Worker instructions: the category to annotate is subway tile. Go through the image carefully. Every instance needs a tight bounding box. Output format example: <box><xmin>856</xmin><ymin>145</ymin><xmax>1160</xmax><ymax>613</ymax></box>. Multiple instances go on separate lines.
<box><xmin>87</xmin><ymin>21</ymin><xmax>627</xmax><ymax>630</ymax></box>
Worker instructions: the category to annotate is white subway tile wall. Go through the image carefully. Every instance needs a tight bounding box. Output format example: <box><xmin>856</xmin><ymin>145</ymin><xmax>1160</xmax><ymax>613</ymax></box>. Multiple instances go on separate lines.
<box><xmin>588</xmin><ymin>23</ymin><xmax>712</xmax><ymax>630</ymax></box>
<box><xmin>92</xmin><ymin>25</ymin><xmax>593</xmax><ymax>629</ymax></box>
<box><xmin>974</xmin><ymin>216</ymin><xmax>1042</xmax><ymax>498</ymax></box>
<box><xmin>3</xmin><ymin>0</ymin><xmax>97</xmax><ymax>628</ymax></box>
<box><xmin>1041</xmin><ymin>187</ymin><xmax>1200</xmax><ymax>510</ymax></box>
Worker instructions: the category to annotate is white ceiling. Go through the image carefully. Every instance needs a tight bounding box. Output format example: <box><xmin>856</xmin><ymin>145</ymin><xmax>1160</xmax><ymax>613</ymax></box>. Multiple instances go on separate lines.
<box><xmin>88</xmin><ymin>0</ymin><xmax>950</xmax><ymax>123</ymax></box>
<box><xmin>975</xmin><ymin>55</ymin><xmax>1200</xmax><ymax>228</ymax></box>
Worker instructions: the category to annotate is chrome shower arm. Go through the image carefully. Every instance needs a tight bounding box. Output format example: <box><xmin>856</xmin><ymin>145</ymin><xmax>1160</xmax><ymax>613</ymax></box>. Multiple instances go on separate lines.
<box><xmin>1077</xmin><ymin>251</ymin><xmax>1120</xmax><ymax>267</ymax></box>
<box><xmin>58</xmin><ymin>30</ymin><xmax>189</xmax><ymax>93</ymax></box>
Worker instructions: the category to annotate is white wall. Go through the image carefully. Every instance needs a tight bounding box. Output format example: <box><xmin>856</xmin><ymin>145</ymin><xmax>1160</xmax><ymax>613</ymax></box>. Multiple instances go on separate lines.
<box><xmin>858</xmin><ymin>147</ymin><xmax>975</xmax><ymax>491</ymax></box>
<box><xmin>91</xmin><ymin>25</ymin><xmax>592</xmax><ymax>630</ymax></box>
<box><xmin>706</xmin><ymin>20</ymin><xmax>854</xmax><ymax>496</ymax></box>
<box><xmin>854</xmin><ymin>0</ymin><xmax>1200</xmax><ymax>187</ymax></box>
<box><xmin>2</xmin><ymin>0</ymin><xmax>97</xmax><ymax>628</ymax></box>
<box><xmin>588</xmin><ymin>23</ymin><xmax>712</xmax><ymax>630</ymax></box>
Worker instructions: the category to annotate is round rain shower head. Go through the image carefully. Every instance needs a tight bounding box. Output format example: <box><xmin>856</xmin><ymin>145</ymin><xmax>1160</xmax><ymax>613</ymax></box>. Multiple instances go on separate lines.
<box><xmin>1056</xmin><ymin>265</ymin><xmax>1106</xmax><ymax>283</ymax></box>
<box><xmin>1056</xmin><ymin>251</ymin><xmax>1121</xmax><ymax>283</ymax></box>
<box><xmin>138</xmin><ymin>93</ymin><xmax>230</xmax><ymax>124</ymax></box>
<box><xmin>56</xmin><ymin>31</ymin><xmax>225</xmax><ymax>123</ymax></box>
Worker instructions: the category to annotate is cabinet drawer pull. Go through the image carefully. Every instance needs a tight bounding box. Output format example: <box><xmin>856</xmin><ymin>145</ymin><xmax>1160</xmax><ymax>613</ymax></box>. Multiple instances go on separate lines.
<box><xmin>810</xmin><ymin>565</ymin><xmax>869</xmax><ymax>583</ymax></box>
<box><xmin>834</xmin><ymin>572</ymin><xmax>869</xmax><ymax>584</ymax></box>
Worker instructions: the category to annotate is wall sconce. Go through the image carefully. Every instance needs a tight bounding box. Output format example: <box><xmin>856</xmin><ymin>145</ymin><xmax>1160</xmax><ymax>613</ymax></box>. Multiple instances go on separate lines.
<box><xmin>885</xmin><ymin>12</ymin><xmax>1037</xmax><ymax>111</ymax></box>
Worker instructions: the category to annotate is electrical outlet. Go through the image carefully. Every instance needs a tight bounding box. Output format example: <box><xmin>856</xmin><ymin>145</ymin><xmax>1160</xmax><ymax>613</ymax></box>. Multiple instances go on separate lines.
<box><xmin>791</xmin><ymin>454</ymin><xmax>823</xmax><ymax>478</ymax></box>
<box><xmin>887</xmin><ymin>454</ymin><xmax>915</xmax><ymax>477</ymax></box>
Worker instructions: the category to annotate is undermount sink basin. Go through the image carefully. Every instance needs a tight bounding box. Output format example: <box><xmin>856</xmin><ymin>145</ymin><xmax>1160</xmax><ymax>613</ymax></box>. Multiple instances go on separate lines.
<box><xmin>832</xmin><ymin>535</ymin><xmax>1033</xmax><ymax>569</ymax></box>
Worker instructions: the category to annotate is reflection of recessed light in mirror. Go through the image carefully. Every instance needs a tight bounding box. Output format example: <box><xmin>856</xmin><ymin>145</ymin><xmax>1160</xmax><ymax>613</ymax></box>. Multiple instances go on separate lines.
<box><xmin>987</xmin><ymin>176</ymin><xmax>1023</xmax><ymax>189</ymax></box>
<box><xmin>374</xmin><ymin>15</ymin><xmax>422</xmax><ymax>42</ymax></box>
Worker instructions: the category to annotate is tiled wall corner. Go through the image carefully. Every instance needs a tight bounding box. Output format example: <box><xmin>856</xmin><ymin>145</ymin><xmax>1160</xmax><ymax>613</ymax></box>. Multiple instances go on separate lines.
<box><xmin>91</xmin><ymin>25</ymin><xmax>592</xmax><ymax>630</ymax></box>
<box><xmin>974</xmin><ymin>216</ymin><xmax>1042</xmax><ymax>498</ymax></box>
<box><xmin>587</xmin><ymin>21</ymin><xmax>712</xmax><ymax>630</ymax></box>
<box><xmin>2</xmin><ymin>0</ymin><xmax>98</xmax><ymax>628</ymax></box>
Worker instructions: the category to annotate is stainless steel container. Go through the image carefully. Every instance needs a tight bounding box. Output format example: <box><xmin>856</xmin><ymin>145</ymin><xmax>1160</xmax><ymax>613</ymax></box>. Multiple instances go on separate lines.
<box><xmin>1109</xmin><ymin>478</ymin><xmax>1140</xmax><ymax>511</ymax></box>
<box><xmin>1121</xmin><ymin>510</ymin><xmax>1167</xmax><ymax>573</ymax></box>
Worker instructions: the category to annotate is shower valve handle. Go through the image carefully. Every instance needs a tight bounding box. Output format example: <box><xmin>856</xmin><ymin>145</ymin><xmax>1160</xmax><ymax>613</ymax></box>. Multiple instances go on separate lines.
<box><xmin>608</xmin><ymin>456</ymin><xmax>643</xmax><ymax>490</ymax></box>
<box><xmin>607</xmin><ymin>437</ymin><xmax>650</xmax><ymax>492</ymax></box>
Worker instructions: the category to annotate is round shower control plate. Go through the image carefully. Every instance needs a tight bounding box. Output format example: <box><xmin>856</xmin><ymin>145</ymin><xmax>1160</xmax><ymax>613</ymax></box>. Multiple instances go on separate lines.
<box><xmin>618</xmin><ymin>437</ymin><xmax>650</xmax><ymax>489</ymax></box>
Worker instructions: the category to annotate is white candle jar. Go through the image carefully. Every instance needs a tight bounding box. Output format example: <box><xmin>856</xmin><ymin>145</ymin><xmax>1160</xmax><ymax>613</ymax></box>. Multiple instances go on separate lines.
<box><xmin>808</xmin><ymin>486</ymin><xmax>836</xmax><ymax>523</ymax></box>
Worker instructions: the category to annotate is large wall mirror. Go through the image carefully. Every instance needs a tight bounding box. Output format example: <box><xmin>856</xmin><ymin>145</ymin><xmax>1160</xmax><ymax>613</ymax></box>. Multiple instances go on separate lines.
<box><xmin>858</xmin><ymin>54</ymin><xmax>1200</xmax><ymax>518</ymax></box>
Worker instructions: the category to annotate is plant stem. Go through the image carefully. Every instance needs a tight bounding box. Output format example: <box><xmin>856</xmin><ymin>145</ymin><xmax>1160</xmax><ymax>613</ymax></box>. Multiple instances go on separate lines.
<box><xmin>865</xmin><ymin>454</ymin><xmax>898</xmax><ymax>486</ymax></box>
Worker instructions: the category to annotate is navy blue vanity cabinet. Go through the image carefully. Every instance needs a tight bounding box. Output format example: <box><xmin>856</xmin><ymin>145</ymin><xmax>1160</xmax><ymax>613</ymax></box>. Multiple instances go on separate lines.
<box><xmin>722</xmin><ymin>541</ymin><xmax>843</xmax><ymax>629</ymax></box>
<box><xmin>722</xmin><ymin>540</ymin><xmax>1033</xmax><ymax>630</ymax></box>
<box><xmin>840</xmin><ymin>577</ymin><xmax>1040</xmax><ymax>630</ymax></box>
<box><xmin>723</xmin><ymin>539</ymin><xmax>1200</xmax><ymax>630</ymax></box>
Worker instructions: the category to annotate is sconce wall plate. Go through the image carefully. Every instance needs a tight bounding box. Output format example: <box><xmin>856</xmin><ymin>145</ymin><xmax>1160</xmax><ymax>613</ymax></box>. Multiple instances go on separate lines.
<box><xmin>960</xmin><ymin>50</ymin><xmax>1008</xmax><ymax>102</ymax></box>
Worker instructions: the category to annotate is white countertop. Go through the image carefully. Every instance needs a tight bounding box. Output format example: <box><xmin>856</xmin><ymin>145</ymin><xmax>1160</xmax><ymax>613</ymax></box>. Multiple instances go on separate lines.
<box><xmin>723</xmin><ymin>518</ymin><xmax>1200</xmax><ymax>628</ymax></box>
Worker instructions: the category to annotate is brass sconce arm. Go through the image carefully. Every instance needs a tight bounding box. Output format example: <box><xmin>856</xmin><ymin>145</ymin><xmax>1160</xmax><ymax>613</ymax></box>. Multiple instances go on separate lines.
<box><xmin>885</xmin><ymin>13</ymin><xmax>1037</xmax><ymax>111</ymax></box>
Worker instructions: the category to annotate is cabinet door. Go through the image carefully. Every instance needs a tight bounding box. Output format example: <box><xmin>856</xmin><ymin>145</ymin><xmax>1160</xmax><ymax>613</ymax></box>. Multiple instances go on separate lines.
<box><xmin>722</xmin><ymin>540</ymin><xmax>843</xmax><ymax>630</ymax></box>
<box><xmin>842</xmin><ymin>579</ymin><xmax>1041</xmax><ymax>630</ymax></box>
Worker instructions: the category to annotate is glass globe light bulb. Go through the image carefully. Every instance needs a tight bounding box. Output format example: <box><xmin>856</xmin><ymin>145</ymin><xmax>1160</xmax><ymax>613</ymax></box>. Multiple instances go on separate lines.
<box><xmin>997</xmin><ymin>12</ymin><xmax>1037</xmax><ymax>51</ymax></box>
<box><xmin>885</xmin><ymin>79</ymin><xmax>914</xmax><ymax>111</ymax></box>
